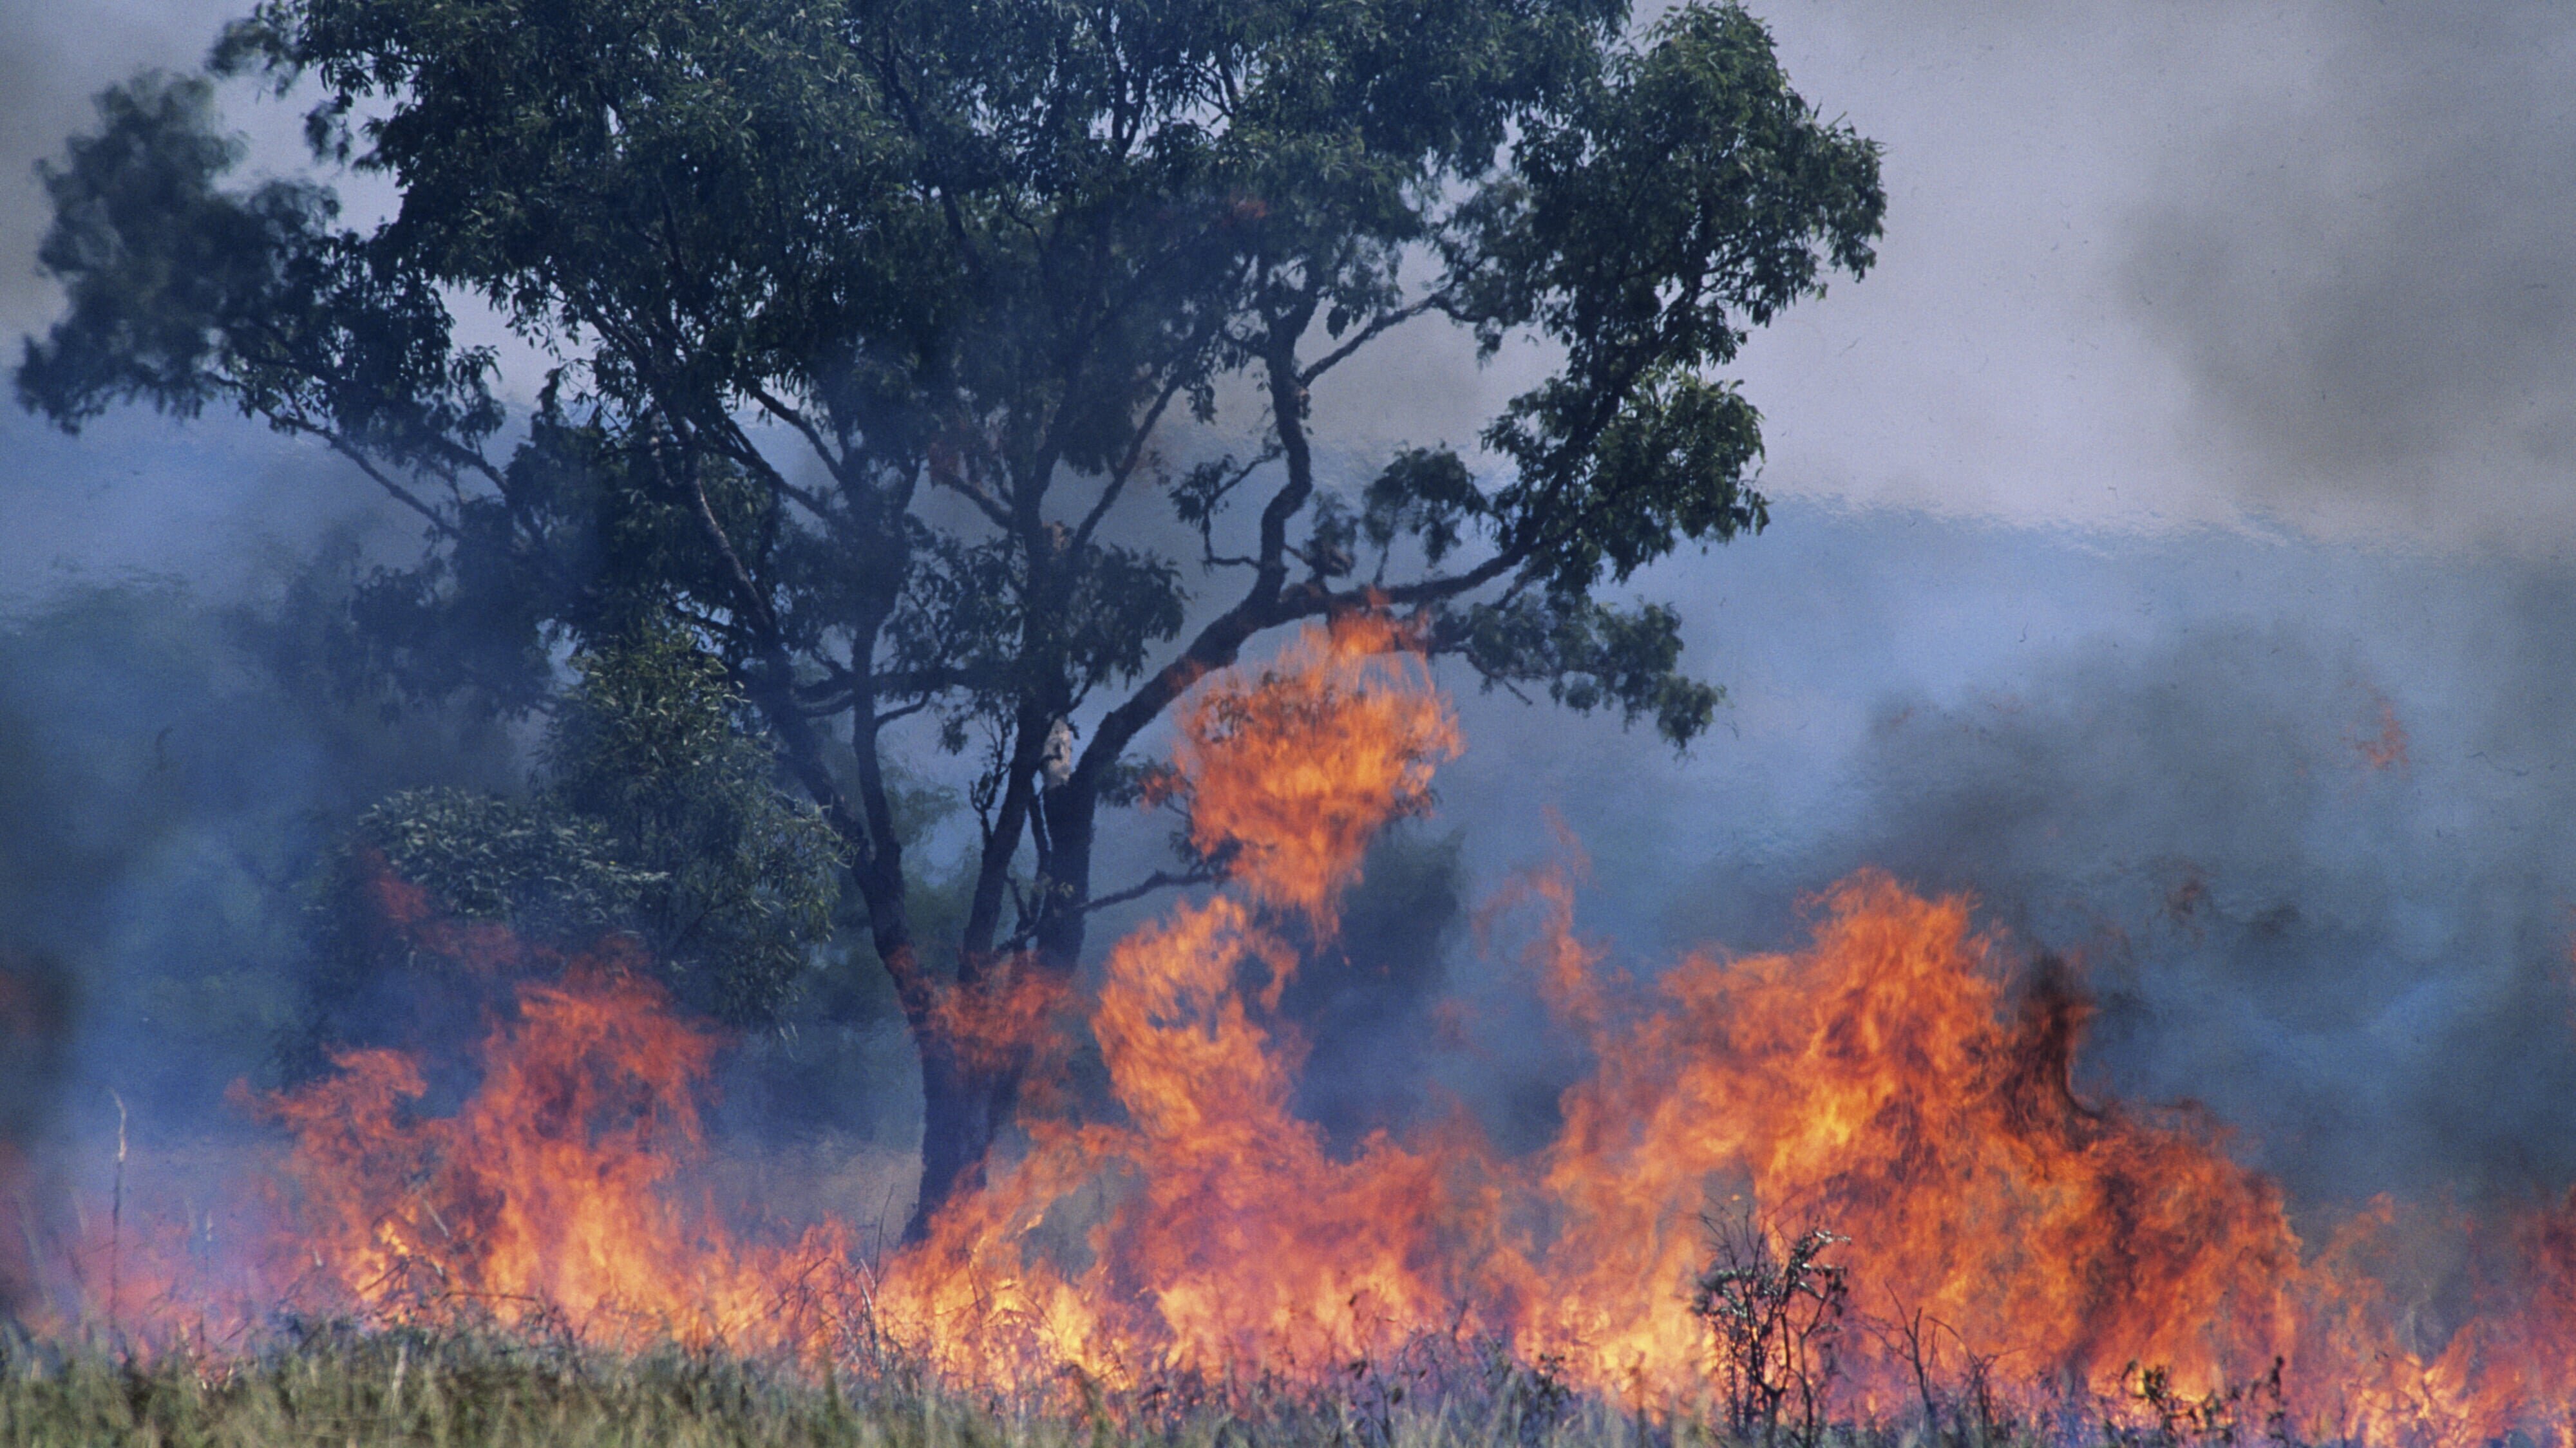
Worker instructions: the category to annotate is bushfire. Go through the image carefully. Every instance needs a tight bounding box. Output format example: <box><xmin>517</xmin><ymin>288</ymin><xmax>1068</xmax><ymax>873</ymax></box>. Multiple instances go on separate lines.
<box><xmin>36</xmin><ymin>617</ymin><xmax>2576</xmax><ymax>1443</ymax></box>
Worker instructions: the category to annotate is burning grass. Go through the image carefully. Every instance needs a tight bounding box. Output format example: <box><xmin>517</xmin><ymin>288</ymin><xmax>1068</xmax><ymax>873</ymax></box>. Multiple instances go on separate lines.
<box><xmin>0</xmin><ymin>1329</ymin><xmax>1736</xmax><ymax>1448</ymax></box>
<box><xmin>0</xmin><ymin>1318</ymin><xmax>2444</xmax><ymax>1448</ymax></box>
<box><xmin>25</xmin><ymin>618</ymin><xmax>2576</xmax><ymax>1445</ymax></box>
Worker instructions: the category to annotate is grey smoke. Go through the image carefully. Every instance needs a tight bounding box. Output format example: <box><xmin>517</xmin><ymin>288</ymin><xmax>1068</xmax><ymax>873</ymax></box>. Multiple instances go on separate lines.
<box><xmin>0</xmin><ymin>0</ymin><xmax>243</xmax><ymax>339</ymax></box>
<box><xmin>1821</xmin><ymin>621</ymin><xmax>2576</xmax><ymax>1211</ymax></box>
<box><xmin>2126</xmin><ymin>0</ymin><xmax>2576</xmax><ymax>532</ymax></box>
<box><xmin>1413</xmin><ymin>507</ymin><xmax>2576</xmax><ymax>1213</ymax></box>
<box><xmin>1</xmin><ymin>0</ymin><xmax>412</xmax><ymax>600</ymax></box>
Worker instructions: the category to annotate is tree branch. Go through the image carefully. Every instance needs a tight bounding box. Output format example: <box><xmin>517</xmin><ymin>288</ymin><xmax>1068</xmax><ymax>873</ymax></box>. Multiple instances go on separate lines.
<box><xmin>1298</xmin><ymin>294</ymin><xmax>1445</xmax><ymax>386</ymax></box>
<box><xmin>996</xmin><ymin>867</ymin><xmax>1217</xmax><ymax>954</ymax></box>
<box><xmin>1074</xmin><ymin>367</ymin><xmax>1191</xmax><ymax>550</ymax></box>
<box><xmin>272</xmin><ymin>417</ymin><xmax>455</xmax><ymax>537</ymax></box>
<box><xmin>1080</xmin><ymin>867</ymin><xmax>1218</xmax><ymax>916</ymax></box>
<box><xmin>928</xmin><ymin>444</ymin><xmax>1016</xmax><ymax>530</ymax></box>
<box><xmin>746</xmin><ymin>385</ymin><xmax>848</xmax><ymax>509</ymax></box>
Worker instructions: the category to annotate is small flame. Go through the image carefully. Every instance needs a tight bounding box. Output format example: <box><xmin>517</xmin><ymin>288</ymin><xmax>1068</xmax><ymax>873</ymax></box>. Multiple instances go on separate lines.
<box><xmin>79</xmin><ymin>949</ymin><xmax>865</xmax><ymax>1360</ymax></box>
<box><xmin>2353</xmin><ymin>690</ymin><xmax>2410</xmax><ymax>772</ymax></box>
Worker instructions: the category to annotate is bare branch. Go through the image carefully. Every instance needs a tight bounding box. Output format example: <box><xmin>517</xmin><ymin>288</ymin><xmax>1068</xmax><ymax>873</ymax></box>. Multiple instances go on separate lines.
<box><xmin>1332</xmin><ymin>549</ymin><xmax>1521</xmax><ymax>611</ymax></box>
<box><xmin>271</xmin><ymin>417</ymin><xmax>454</xmax><ymax>536</ymax></box>
<box><xmin>714</xmin><ymin>419</ymin><xmax>836</xmax><ymax>520</ymax></box>
<box><xmin>1298</xmin><ymin>295</ymin><xmax>1445</xmax><ymax>386</ymax></box>
<box><xmin>997</xmin><ymin>866</ymin><xmax>1217</xmax><ymax>952</ymax></box>
<box><xmin>1081</xmin><ymin>867</ymin><xmax>1217</xmax><ymax>916</ymax></box>
<box><xmin>1074</xmin><ymin>370</ymin><xmax>1190</xmax><ymax>550</ymax></box>
<box><xmin>746</xmin><ymin>385</ymin><xmax>848</xmax><ymax>505</ymax></box>
<box><xmin>929</xmin><ymin>449</ymin><xmax>1016</xmax><ymax>530</ymax></box>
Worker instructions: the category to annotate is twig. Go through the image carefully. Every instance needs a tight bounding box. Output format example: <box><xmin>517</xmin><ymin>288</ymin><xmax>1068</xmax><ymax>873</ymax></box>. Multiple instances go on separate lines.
<box><xmin>108</xmin><ymin>1088</ymin><xmax>127</xmax><ymax>1333</ymax></box>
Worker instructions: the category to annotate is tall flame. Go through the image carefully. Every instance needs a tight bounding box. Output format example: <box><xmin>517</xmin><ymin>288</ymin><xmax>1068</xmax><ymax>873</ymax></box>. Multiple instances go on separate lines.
<box><xmin>1164</xmin><ymin>613</ymin><xmax>1461</xmax><ymax>929</ymax></box>
<box><xmin>57</xmin><ymin>616</ymin><xmax>2576</xmax><ymax>1443</ymax></box>
<box><xmin>80</xmin><ymin>945</ymin><xmax>865</xmax><ymax>1360</ymax></box>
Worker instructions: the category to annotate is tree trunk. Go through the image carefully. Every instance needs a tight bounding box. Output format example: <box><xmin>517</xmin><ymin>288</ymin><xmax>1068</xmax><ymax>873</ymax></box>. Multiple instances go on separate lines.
<box><xmin>889</xmin><ymin>319</ymin><xmax>1308</xmax><ymax>1241</ymax></box>
<box><xmin>909</xmin><ymin>1040</ymin><xmax>1010</xmax><ymax>1242</ymax></box>
<box><xmin>899</xmin><ymin>779</ymin><xmax>1097</xmax><ymax>1244</ymax></box>
<box><xmin>1031</xmin><ymin>780</ymin><xmax>1097</xmax><ymax>981</ymax></box>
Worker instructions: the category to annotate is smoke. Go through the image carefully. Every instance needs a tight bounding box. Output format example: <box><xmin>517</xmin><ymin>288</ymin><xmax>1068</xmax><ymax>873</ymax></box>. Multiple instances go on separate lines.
<box><xmin>5</xmin><ymin>0</ymin><xmax>2575</xmax><ymax>1291</ymax></box>
<box><xmin>2124</xmin><ymin>1</ymin><xmax>2576</xmax><ymax>544</ymax></box>
<box><xmin>0</xmin><ymin>0</ymin><xmax>432</xmax><ymax>600</ymax></box>
<box><xmin>1318</xmin><ymin>0</ymin><xmax>2576</xmax><ymax>1205</ymax></box>
<box><xmin>1278</xmin><ymin>827</ymin><xmax>1469</xmax><ymax>1152</ymax></box>
<box><xmin>1400</xmin><ymin>504</ymin><xmax>2576</xmax><ymax>1214</ymax></box>
<box><xmin>0</xmin><ymin>945</ymin><xmax>74</xmax><ymax>1313</ymax></box>
<box><xmin>1819</xmin><ymin>623</ymin><xmax>2576</xmax><ymax>1210</ymax></box>
<box><xmin>0</xmin><ymin>564</ymin><xmax>524</xmax><ymax>1149</ymax></box>
<box><xmin>0</xmin><ymin>0</ymin><xmax>509</xmax><ymax>1236</ymax></box>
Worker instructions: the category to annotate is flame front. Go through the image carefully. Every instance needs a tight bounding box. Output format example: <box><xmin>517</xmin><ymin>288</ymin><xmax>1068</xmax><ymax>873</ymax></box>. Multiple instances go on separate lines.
<box><xmin>86</xmin><ymin>954</ymin><xmax>867</xmax><ymax>1360</ymax></box>
<box><xmin>66</xmin><ymin>617</ymin><xmax>2576</xmax><ymax>1442</ymax></box>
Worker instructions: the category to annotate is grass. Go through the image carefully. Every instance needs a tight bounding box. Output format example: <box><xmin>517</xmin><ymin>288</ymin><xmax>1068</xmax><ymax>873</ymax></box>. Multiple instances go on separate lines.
<box><xmin>0</xmin><ymin>1330</ymin><xmax>1692</xmax><ymax>1448</ymax></box>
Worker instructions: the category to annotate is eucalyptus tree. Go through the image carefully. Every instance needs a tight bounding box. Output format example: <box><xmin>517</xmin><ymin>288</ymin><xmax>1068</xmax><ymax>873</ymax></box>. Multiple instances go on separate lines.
<box><xmin>18</xmin><ymin>0</ymin><xmax>1882</xmax><ymax>1233</ymax></box>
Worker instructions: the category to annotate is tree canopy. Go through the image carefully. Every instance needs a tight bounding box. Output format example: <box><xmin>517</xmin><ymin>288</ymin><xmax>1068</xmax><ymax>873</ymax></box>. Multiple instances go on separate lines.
<box><xmin>18</xmin><ymin>0</ymin><xmax>1883</xmax><ymax>1232</ymax></box>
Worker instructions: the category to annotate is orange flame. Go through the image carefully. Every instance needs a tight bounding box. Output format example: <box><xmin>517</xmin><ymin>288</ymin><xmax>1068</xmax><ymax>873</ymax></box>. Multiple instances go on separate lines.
<box><xmin>74</xmin><ymin>950</ymin><xmax>866</xmax><ymax>1360</ymax></box>
<box><xmin>1166</xmin><ymin>613</ymin><xmax>1460</xmax><ymax>929</ymax></box>
<box><xmin>59</xmin><ymin>616</ymin><xmax>2576</xmax><ymax>1443</ymax></box>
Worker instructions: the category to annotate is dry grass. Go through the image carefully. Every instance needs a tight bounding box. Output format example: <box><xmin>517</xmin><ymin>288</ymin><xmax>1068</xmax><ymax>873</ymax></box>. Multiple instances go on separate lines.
<box><xmin>0</xmin><ymin>1330</ymin><xmax>1693</xmax><ymax>1448</ymax></box>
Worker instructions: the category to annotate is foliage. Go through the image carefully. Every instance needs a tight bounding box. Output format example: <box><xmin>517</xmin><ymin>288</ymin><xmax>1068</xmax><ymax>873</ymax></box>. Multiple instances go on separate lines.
<box><xmin>17</xmin><ymin>0</ymin><xmax>1885</xmax><ymax>1226</ymax></box>
<box><xmin>303</xmin><ymin>631</ymin><xmax>846</xmax><ymax>1054</ymax></box>
<box><xmin>542</xmin><ymin>630</ymin><xmax>847</xmax><ymax>1024</ymax></box>
<box><xmin>317</xmin><ymin>788</ymin><xmax>652</xmax><ymax>943</ymax></box>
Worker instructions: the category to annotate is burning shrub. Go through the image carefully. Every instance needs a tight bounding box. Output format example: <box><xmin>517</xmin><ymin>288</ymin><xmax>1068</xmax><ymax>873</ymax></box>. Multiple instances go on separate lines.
<box><xmin>1690</xmin><ymin>1215</ymin><xmax>1850</xmax><ymax>1448</ymax></box>
<box><xmin>292</xmin><ymin>795</ymin><xmax>653</xmax><ymax>1084</ymax></box>
<box><xmin>2115</xmin><ymin>1357</ymin><xmax>2292</xmax><ymax>1448</ymax></box>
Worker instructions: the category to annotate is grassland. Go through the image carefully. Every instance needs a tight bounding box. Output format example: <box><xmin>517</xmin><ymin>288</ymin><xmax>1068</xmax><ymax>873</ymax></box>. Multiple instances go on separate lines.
<box><xmin>0</xmin><ymin>1331</ymin><xmax>1679</xmax><ymax>1448</ymax></box>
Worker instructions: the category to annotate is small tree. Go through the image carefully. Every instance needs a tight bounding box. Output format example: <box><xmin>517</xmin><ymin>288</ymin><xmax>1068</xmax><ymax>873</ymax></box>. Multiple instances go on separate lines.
<box><xmin>19</xmin><ymin>0</ymin><xmax>1883</xmax><ymax>1232</ymax></box>
<box><xmin>1692</xmin><ymin>1214</ymin><xmax>1850</xmax><ymax>1447</ymax></box>
<box><xmin>299</xmin><ymin>631</ymin><xmax>842</xmax><ymax>1072</ymax></box>
<box><xmin>542</xmin><ymin>629</ymin><xmax>846</xmax><ymax>1024</ymax></box>
<box><xmin>1873</xmin><ymin>1294</ymin><xmax>2010</xmax><ymax>1448</ymax></box>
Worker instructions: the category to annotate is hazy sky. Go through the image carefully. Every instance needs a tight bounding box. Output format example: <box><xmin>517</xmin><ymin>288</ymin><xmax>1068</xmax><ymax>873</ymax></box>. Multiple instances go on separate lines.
<box><xmin>1316</xmin><ymin>1</ymin><xmax>2576</xmax><ymax>551</ymax></box>
<box><xmin>10</xmin><ymin>0</ymin><xmax>2576</xmax><ymax>558</ymax></box>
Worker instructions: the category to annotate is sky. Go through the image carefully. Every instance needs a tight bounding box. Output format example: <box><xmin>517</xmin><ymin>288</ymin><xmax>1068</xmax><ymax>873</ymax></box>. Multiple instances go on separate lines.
<box><xmin>6</xmin><ymin>0</ymin><xmax>2576</xmax><ymax>1210</ymax></box>
<box><xmin>11</xmin><ymin>0</ymin><xmax>2575</xmax><ymax>557</ymax></box>
<box><xmin>1311</xmin><ymin>0</ymin><xmax>2576</xmax><ymax>554</ymax></box>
